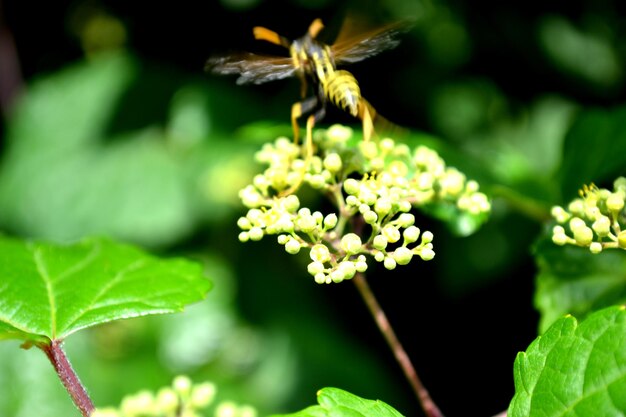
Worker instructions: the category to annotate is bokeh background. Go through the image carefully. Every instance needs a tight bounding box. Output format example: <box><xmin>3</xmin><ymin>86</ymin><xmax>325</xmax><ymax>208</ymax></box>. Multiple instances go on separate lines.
<box><xmin>1</xmin><ymin>0</ymin><xmax>625</xmax><ymax>416</ymax></box>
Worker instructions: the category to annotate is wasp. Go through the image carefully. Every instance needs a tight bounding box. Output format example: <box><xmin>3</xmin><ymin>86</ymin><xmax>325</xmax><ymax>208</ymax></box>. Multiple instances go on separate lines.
<box><xmin>207</xmin><ymin>17</ymin><xmax>409</xmax><ymax>137</ymax></box>
<box><xmin>206</xmin><ymin>18</ymin><xmax>409</xmax><ymax>193</ymax></box>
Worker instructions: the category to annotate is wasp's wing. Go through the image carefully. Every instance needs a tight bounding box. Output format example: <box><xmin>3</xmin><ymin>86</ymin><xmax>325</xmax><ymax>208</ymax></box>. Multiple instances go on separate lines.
<box><xmin>205</xmin><ymin>53</ymin><xmax>296</xmax><ymax>85</ymax></box>
<box><xmin>331</xmin><ymin>20</ymin><xmax>412</xmax><ymax>65</ymax></box>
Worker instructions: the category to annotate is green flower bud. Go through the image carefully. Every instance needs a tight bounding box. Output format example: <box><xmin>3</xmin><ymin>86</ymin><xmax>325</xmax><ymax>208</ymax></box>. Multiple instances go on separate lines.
<box><xmin>607</xmin><ymin>192</ymin><xmax>625</xmax><ymax>212</ymax></box>
<box><xmin>363</xmin><ymin>210</ymin><xmax>378</xmax><ymax>224</ymax></box>
<box><xmin>355</xmin><ymin>257</ymin><xmax>368</xmax><ymax>272</ymax></box>
<box><xmin>359</xmin><ymin>203</ymin><xmax>371</xmax><ymax>214</ymax></box>
<box><xmin>388</xmin><ymin>160</ymin><xmax>408</xmax><ymax>177</ymax></box>
<box><xmin>393</xmin><ymin>247</ymin><xmax>414</xmax><ymax>265</ymax></box>
<box><xmin>370</xmin><ymin>157</ymin><xmax>385</xmax><ymax>171</ymax></box>
<box><xmin>285</xmin><ymin>238</ymin><xmax>301</xmax><ymax>254</ymax></box>
<box><xmin>327</xmin><ymin>124</ymin><xmax>353</xmax><ymax>141</ymax></box>
<box><xmin>359</xmin><ymin>187</ymin><xmax>378</xmax><ymax>205</ymax></box>
<box><xmin>417</xmin><ymin>172</ymin><xmax>434</xmax><ymax>189</ymax></box>
<box><xmin>421</xmin><ymin>231</ymin><xmax>434</xmax><ymax>243</ymax></box>
<box><xmin>567</xmin><ymin>199</ymin><xmax>584</xmax><ymax>216</ymax></box>
<box><xmin>330</xmin><ymin>268</ymin><xmax>345</xmax><ymax>283</ymax></box>
<box><xmin>248</xmin><ymin>227</ymin><xmax>264</xmax><ymax>241</ymax></box>
<box><xmin>121</xmin><ymin>391</ymin><xmax>155</xmax><ymax>415</ymax></box>
<box><xmin>418</xmin><ymin>247</ymin><xmax>435</xmax><ymax>261</ymax></box>
<box><xmin>238</xmin><ymin>232</ymin><xmax>250</xmax><ymax>242</ymax></box>
<box><xmin>573</xmin><ymin>225</ymin><xmax>593</xmax><ymax>246</ymax></box>
<box><xmin>346</xmin><ymin>195</ymin><xmax>359</xmax><ymax>206</ymax></box>
<box><xmin>551</xmin><ymin>226</ymin><xmax>567</xmax><ymax>246</ymax></box>
<box><xmin>190</xmin><ymin>382</ymin><xmax>216</xmax><ymax>409</ymax></box>
<box><xmin>569</xmin><ymin>217</ymin><xmax>586</xmax><ymax>232</ymax></box>
<box><xmin>308</xmin><ymin>261</ymin><xmax>325</xmax><ymax>275</ymax></box>
<box><xmin>215</xmin><ymin>401</ymin><xmax>238</xmax><ymax>417</ymax></box>
<box><xmin>338</xmin><ymin>261</ymin><xmax>356</xmax><ymax>280</ymax></box>
<box><xmin>379</xmin><ymin>172</ymin><xmax>394</xmax><ymax>187</ymax></box>
<box><xmin>374</xmin><ymin>197</ymin><xmax>392</xmax><ymax>216</ymax></box>
<box><xmin>373</xmin><ymin>235</ymin><xmax>388</xmax><ymax>250</ymax></box>
<box><xmin>397</xmin><ymin>213</ymin><xmax>415</xmax><ymax>227</ymax></box>
<box><xmin>344</xmin><ymin>178</ymin><xmax>360</xmax><ymax>195</ymax></box>
<box><xmin>308</xmin><ymin>174</ymin><xmax>326</xmax><ymax>189</ymax></box>
<box><xmin>383</xmin><ymin>256</ymin><xmax>397</xmax><ymax>270</ymax></box>
<box><xmin>310</xmin><ymin>244</ymin><xmax>331</xmax><ymax>263</ymax></box>
<box><xmin>246</xmin><ymin>208</ymin><xmax>262</xmax><ymax>222</ymax></box>
<box><xmin>466</xmin><ymin>180</ymin><xmax>479</xmax><ymax>193</ymax></box>
<box><xmin>240</xmin><ymin>186</ymin><xmax>264</xmax><ymax>208</ymax></box>
<box><xmin>156</xmin><ymin>388</ymin><xmax>179</xmax><ymax>413</ymax></box>
<box><xmin>323</xmin><ymin>153</ymin><xmax>343</xmax><ymax>173</ymax></box>
<box><xmin>398</xmin><ymin>200</ymin><xmax>412</xmax><ymax>212</ymax></box>
<box><xmin>550</xmin><ymin>206</ymin><xmax>570</xmax><ymax>223</ymax></box>
<box><xmin>359</xmin><ymin>141</ymin><xmax>378</xmax><ymax>159</ymax></box>
<box><xmin>374</xmin><ymin>251</ymin><xmax>385</xmax><ymax>262</ymax></box>
<box><xmin>382</xmin><ymin>225</ymin><xmax>401</xmax><ymax>243</ymax></box>
<box><xmin>237</xmin><ymin>217</ymin><xmax>252</xmax><ymax>230</ymax></box>
<box><xmin>324</xmin><ymin>213</ymin><xmax>338</xmax><ymax>229</ymax></box>
<box><xmin>592</xmin><ymin>216</ymin><xmax>611</xmax><ymax>237</ymax></box>
<box><xmin>403</xmin><ymin>226</ymin><xmax>420</xmax><ymax>243</ymax></box>
<box><xmin>589</xmin><ymin>242</ymin><xmax>603</xmax><ymax>254</ymax></box>
<box><xmin>341</xmin><ymin>233</ymin><xmax>363</xmax><ymax>255</ymax></box>
<box><xmin>314</xmin><ymin>272</ymin><xmax>327</xmax><ymax>284</ymax></box>
<box><xmin>296</xmin><ymin>214</ymin><xmax>317</xmax><ymax>233</ymax></box>
<box><xmin>173</xmin><ymin>376</ymin><xmax>192</xmax><ymax>397</ymax></box>
<box><xmin>380</xmin><ymin>138</ymin><xmax>395</xmax><ymax>152</ymax></box>
<box><xmin>283</xmin><ymin>195</ymin><xmax>300</xmax><ymax>212</ymax></box>
<box><xmin>441</xmin><ymin>168</ymin><xmax>465</xmax><ymax>196</ymax></box>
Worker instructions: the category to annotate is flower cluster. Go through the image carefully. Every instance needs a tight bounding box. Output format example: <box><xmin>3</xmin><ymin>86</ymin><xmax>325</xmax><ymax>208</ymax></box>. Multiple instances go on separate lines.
<box><xmin>551</xmin><ymin>177</ymin><xmax>626</xmax><ymax>253</ymax></box>
<box><xmin>238</xmin><ymin>125</ymin><xmax>491</xmax><ymax>283</ymax></box>
<box><xmin>92</xmin><ymin>376</ymin><xmax>256</xmax><ymax>417</ymax></box>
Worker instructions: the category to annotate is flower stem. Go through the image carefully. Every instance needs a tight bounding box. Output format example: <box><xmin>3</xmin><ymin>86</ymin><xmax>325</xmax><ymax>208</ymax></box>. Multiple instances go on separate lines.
<box><xmin>40</xmin><ymin>339</ymin><xmax>94</xmax><ymax>417</ymax></box>
<box><xmin>353</xmin><ymin>272</ymin><xmax>444</xmax><ymax>417</ymax></box>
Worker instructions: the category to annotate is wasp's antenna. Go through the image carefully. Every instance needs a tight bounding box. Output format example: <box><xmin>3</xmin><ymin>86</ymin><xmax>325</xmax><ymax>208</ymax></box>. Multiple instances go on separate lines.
<box><xmin>253</xmin><ymin>26</ymin><xmax>291</xmax><ymax>48</ymax></box>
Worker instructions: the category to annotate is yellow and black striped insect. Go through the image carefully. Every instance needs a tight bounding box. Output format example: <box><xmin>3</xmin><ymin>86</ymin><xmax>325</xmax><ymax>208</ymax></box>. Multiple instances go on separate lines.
<box><xmin>206</xmin><ymin>18</ymin><xmax>410</xmax><ymax>150</ymax></box>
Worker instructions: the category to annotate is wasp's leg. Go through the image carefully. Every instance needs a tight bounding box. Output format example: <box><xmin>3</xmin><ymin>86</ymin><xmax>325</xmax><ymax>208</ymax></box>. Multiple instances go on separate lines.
<box><xmin>291</xmin><ymin>96</ymin><xmax>318</xmax><ymax>144</ymax></box>
<box><xmin>304</xmin><ymin>105</ymin><xmax>326</xmax><ymax>164</ymax></box>
<box><xmin>280</xmin><ymin>102</ymin><xmax>325</xmax><ymax>197</ymax></box>
<box><xmin>357</xmin><ymin>99</ymin><xmax>377</xmax><ymax>142</ymax></box>
<box><xmin>253</xmin><ymin>26</ymin><xmax>291</xmax><ymax>48</ymax></box>
<box><xmin>308</xmin><ymin>18</ymin><xmax>324</xmax><ymax>38</ymax></box>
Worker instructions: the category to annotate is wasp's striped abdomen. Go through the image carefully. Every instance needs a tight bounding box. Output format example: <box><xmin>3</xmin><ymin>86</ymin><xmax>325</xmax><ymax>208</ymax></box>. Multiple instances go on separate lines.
<box><xmin>323</xmin><ymin>70</ymin><xmax>361</xmax><ymax>117</ymax></box>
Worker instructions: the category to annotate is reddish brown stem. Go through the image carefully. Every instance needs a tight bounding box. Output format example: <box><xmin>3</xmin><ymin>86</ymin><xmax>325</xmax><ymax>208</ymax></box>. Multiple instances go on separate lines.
<box><xmin>40</xmin><ymin>339</ymin><xmax>94</xmax><ymax>417</ymax></box>
<box><xmin>353</xmin><ymin>272</ymin><xmax>444</xmax><ymax>417</ymax></box>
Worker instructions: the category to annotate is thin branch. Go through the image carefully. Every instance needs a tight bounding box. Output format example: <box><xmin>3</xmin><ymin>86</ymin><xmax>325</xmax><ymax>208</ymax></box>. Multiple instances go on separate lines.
<box><xmin>353</xmin><ymin>272</ymin><xmax>444</xmax><ymax>417</ymax></box>
<box><xmin>40</xmin><ymin>339</ymin><xmax>94</xmax><ymax>417</ymax></box>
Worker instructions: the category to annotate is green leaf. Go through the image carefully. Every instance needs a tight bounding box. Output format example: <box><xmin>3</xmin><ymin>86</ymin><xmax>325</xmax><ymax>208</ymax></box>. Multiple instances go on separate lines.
<box><xmin>534</xmin><ymin>238</ymin><xmax>626</xmax><ymax>333</ymax></box>
<box><xmin>557</xmin><ymin>105</ymin><xmax>626</xmax><ymax>198</ymax></box>
<box><xmin>270</xmin><ymin>387</ymin><xmax>404</xmax><ymax>417</ymax></box>
<box><xmin>0</xmin><ymin>235</ymin><xmax>211</xmax><ymax>343</ymax></box>
<box><xmin>508</xmin><ymin>306</ymin><xmax>626</xmax><ymax>417</ymax></box>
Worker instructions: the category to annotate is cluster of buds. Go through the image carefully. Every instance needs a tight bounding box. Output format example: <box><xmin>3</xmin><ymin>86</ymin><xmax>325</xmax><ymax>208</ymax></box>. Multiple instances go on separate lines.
<box><xmin>238</xmin><ymin>125</ymin><xmax>491</xmax><ymax>283</ymax></box>
<box><xmin>551</xmin><ymin>177</ymin><xmax>626</xmax><ymax>253</ymax></box>
<box><xmin>92</xmin><ymin>376</ymin><xmax>256</xmax><ymax>417</ymax></box>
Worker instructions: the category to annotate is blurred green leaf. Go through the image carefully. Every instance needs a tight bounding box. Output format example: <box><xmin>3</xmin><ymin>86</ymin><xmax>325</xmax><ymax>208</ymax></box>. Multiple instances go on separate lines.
<box><xmin>270</xmin><ymin>387</ymin><xmax>404</xmax><ymax>417</ymax></box>
<box><xmin>539</xmin><ymin>15</ymin><xmax>622</xmax><ymax>90</ymax></box>
<box><xmin>0</xmin><ymin>235</ymin><xmax>210</xmax><ymax>343</ymax></box>
<box><xmin>508</xmin><ymin>306</ymin><xmax>626</xmax><ymax>417</ymax></box>
<box><xmin>534</xmin><ymin>238</ymin><xmax>626</xmax><ymax>333</ymax></box>
<box><xmin>0</xmin><ymin>52</ymin><xmax>260</xmax><ymax>247</ymax></box>
<box><xmin>557</xmin><ymin>105</ymin><xmax>626</xmax><ymax>198</ymax></box>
